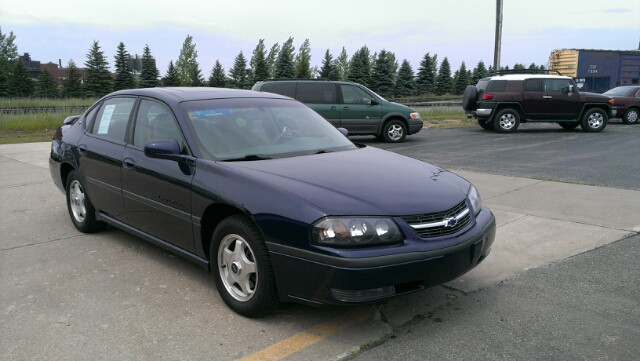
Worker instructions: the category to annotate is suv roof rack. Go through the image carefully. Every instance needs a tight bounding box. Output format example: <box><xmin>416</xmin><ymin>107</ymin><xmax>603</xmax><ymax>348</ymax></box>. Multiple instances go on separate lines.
<box><xmin>263</xmin><ymin>78</ymin><xmax>329</xmax><ymax>81</ymax></box>
<box><xmin>489</xmin><ymin>69</ymin><xmax>561</xmax><ymax>76</ymax></box>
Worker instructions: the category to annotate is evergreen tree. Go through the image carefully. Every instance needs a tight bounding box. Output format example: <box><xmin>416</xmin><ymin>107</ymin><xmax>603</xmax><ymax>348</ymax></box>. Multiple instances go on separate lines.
<box><xmin>265</xmin><ymin>43</ymin><xmax>279</xmax><ymax>78</ymax></box>
<box><xmin>539</xmin><ymin>64</ymin><xmax>546</xmax><ymax>70</ymax></box>
<box><xmin>434</xmin><ymin>57</ymin><xmax>452</xmax><ymax>96</ymax></box>
<box><xmin>113</xmin><ymin>42</ymin><xmax>136</xmax><ymax>91</ymax></box>
<box><xmin>188</xmin><ymin>65</ymin><xmax>204</xmax><ymax>86</ymax></box>
<box><xmin>513</xmin><ymin>63</ymin><xmax>526</xmax><ymax>70</ymax></box>
<box><xmin>454</xmin><ymin>61</ymin><xmax>470</xmax><ymax>95</ymax></box>
<box><xmin>161</xmin><ymin>61</ymin><xmax>180</xmax><ymax>86</ymax></box>
<box><xmin>395</xmin><ymin>59</ymin><xmax>416</xmax><ymax>97</ymax></box>
<box><xmin>274</xmin><ymin>37</ymin><xmax>295</xmax><ymax>78</ymax></box>
<box><xmin>346</xmin><ymin>46</ymin><xmax>371</xmax><ymax>87</ymax></box>
<box><xmin>319</xmin><ymin>49</ymin><xmax>337</xmax><ymax>80</ymax></box>
<box><xmin>62</xmin><ymin>60</ymin><xmax>83</xmax><ymax>98</ymax></box>
<box><xmin>176</xmin><ymin>35</ymin><xmax>200</xmax><ymax>85</ymax></box>
<box><xmin>229</xmin><ymin>51</ymin><xmax>249</xmax><ymax>89</ymax></box>
<box><xmin>371</xmin><ymin>50</ymin><xmax>395</xmax><ymax>97</ymax></box>
<box><xmin>471</xmin><ymin>60</ymin><xmax>488</xmax><ymax>84</ymax></box>
<box><xmin>37</xmin><ymin>67</ymin><xmax>58</xmax><ymax>98</ymax></box>
<box><xmin>0</xmin><ymin>29</ymin><xmax>19</xmax><ymax>97</ymax></box>
<box><xmin>416</xmin><ymin>53</ymin><xmax>437</xmax><ymax>94</ymax></box>
<box><xmin>83</xmin><ymin>40</ymin><xmax>112</xmax><ymax>97</ymax></box>
<box><xmin>139</xmin><ymin>44</ymin><xmax>159</xmax><ymax>88</ymax></box>
<box><xmin>8</xmin><ymin>60</ymin><xmax>35</xmax><ymax>97</ymax></box>
<box><xmin>250</xmin><ymin>39</ymin><xmax>269</xmax><ymax>83</ymax></box>
<box><xmin>335</xmin><ymin>47</ymin><xmax>349</xmax><ymax>81</ymax></box>
<box><xmin>294</xmin><ymin>39</ymin><xmax>311</xmax><ymax>78</ymax></box>
<box><xmin>208</xmin><ymin>60</ymin><xmax>227</xmax><ymax>87</ymax></box>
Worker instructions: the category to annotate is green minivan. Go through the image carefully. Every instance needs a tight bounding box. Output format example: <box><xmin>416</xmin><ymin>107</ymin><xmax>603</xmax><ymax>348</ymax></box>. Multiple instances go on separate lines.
<box><xmin>252</xmin><ymin>79</ymin><xmax>423</xmax><ymax>142</ymax></box>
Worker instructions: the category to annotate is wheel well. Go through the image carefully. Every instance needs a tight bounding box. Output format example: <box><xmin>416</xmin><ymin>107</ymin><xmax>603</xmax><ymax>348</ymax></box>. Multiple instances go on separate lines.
<box><xmin>380</xmin><ymin>117</ymin><xmax>407</xmax><ymax>135</ymax></box>
<box><xmin>60</xmin><ymin>162</ymin><xmax>75</xmax><ymax>190</ymax></box>
<box><xmin>493</xmin><ymin>104</ymin><xmax>523</xmax><ymax>120</ymax></box>
<box><xmin>580</xmin><ymin>105</ymin><xmax>608</xmax><ymax>119</ymax></box>
<box><xmin>200</xmin><ymin>203</ymin><xmax>243</xmax><ymax>262</ymax></box>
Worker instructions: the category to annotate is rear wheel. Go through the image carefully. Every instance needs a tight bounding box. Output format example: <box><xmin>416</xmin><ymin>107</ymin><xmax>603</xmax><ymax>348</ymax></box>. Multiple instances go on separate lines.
<box><xmin>478</xmin><ymin>119</ymin><xmax>494</xmax><ymax>130</ymax></box>
<box><xmin>211</xmin><ymin>215</ymin><xmax>279</xmax><ymax>317</ymax></box>
<box><xmin>558</xmin><ymin>122</ymin><xmax>579</xmax><ymax>130</ymax></box>
<box><xmin>580</xmin><ymin>108</ymin><xmax>607</xmax><ymax>132</ymax></box>
<box><xmin>493</xmin><ymin>109</ymin><xmax>520</xmax><ymax>133</ymax></box>
<box><xmin>382</xmin><ymin>119</ymin><xmax>407</xmax><ymax>143</ymax></box>
<box><xmin>622</xmin><ymin>108</ymin><xmax>639</xmax><ymax>124</ymax></box>
<box><xmin>65</xmin><ymin>171</ymin><xmax>105</xmax><ymax>233</ymax></box>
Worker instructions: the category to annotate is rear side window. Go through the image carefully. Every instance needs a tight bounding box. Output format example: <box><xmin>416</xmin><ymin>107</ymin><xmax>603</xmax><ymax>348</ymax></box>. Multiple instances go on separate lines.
<box><xmin>90</xmin><ymin>97</ymin><xmax>136</xmax><ymax>142</ymax></box>
<box><xmin>486</xmin><ymin>80</ymin><xmax>507</xmax><ymax>92</ymax></box>
<box><xmin>296</xmin><ymin>82</ymin><xmax>337</xmax><ymax>104</ymax></box>
<box><xmin>260</xmin><ymin>82</ymin><xmax>296</xmax><ymax>98</ymax></box>
<box><xmin>524</xmin><ymin>79</ymin><xmax>541</xmax><ymax>92</ymax></box>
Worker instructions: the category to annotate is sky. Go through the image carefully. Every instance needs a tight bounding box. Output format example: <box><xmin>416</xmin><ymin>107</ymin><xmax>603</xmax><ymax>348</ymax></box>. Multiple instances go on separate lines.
<box><xmin>1</xmin><ymin>0</ymin><xmax>639</xmax><ymax>77</ymax></box>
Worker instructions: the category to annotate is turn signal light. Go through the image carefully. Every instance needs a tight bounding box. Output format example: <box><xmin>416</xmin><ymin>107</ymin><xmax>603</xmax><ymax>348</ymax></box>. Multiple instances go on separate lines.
<box><xmin>608</xmin><ymin>99</ymin><xmax>614</xmax><ymax>105</ymax></box>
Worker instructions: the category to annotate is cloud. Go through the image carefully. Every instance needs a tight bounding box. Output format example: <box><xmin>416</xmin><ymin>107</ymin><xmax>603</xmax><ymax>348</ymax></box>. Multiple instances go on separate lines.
<box><xmin>603</xmin><ymin>8</ymin><xmax>631</xmax><ymax>13</ymax></box>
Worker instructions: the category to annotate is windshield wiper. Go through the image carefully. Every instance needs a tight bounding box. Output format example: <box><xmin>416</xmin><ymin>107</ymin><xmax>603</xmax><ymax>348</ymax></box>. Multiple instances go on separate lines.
<box><xmin>222</xmin><ymin>154</ymin><xmax>272</xmax><ymax>162</ymax></box>
<box><xmin>312</xmin><ymin>149</ymin><xmax>333</xmax><ymax>155</ymax></box>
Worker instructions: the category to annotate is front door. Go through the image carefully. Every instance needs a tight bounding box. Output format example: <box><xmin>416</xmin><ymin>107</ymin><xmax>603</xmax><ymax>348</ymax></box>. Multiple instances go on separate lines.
<box><xmin>338</xmin><ymin>84</ymin><xmax>382</xmax><ymax>134</ymax></box>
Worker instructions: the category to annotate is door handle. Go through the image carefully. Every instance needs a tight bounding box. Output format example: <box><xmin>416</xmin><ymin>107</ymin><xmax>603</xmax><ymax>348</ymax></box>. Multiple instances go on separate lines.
<box><xmin>122</xmin><ymin>157</ymin><xmax>136</xmax><ymax>169</ymax></box>
<box><xmin>330</xmin><ymin>106</ymin><xmax>337</xmax><ymax>110</ymax></box>
<box><xmin>543</xmin><ymin>96</ymin><xmax>552</xmax><ymax>99</ymax></box>
<box><xmin>342</xmin><ymin>107</ymin><xmax>349</xmax><ymax>111</ymax></box>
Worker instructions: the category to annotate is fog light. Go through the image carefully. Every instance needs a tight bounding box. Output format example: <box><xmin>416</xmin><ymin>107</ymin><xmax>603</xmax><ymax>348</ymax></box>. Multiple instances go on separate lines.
<box><xmin>329</xmin><ymin>286</ymin><xmax>395</xmax><ymax>302</ymax></box>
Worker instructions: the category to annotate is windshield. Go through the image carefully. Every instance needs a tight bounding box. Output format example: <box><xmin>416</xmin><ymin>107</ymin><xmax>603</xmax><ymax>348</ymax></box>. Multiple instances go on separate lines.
<box><xmin>179</xmin><ymin>98</ymin><xmax>356</xmax><ymax>161</ymax></box>
<box><xmin>603</xmin><ymin>87</ymin><xmax>634</xmax><ymax>96</ymax></box>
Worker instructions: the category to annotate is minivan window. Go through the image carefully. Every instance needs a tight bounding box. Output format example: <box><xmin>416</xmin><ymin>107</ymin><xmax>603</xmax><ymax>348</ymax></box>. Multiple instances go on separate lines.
<box><xmin>260</xmin><ymin>82</ymin><xmax>296</xmax><ymax>98</ymax></box>
<box><xmin>296</xmin><ymin>82</ymin><xmax>337</xmax><ymax>104</ymax></box>
<box><xmin>340</xmin><ymin>84</ymin><xmax>374</xmax><ymax>104</ymax></box>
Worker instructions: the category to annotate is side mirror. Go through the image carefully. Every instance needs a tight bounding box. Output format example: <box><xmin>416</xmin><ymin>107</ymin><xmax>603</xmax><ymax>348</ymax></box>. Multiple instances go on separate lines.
<box><xmin>144</xmin><ymin>139</ymin><xmax>184</xmax><ymax>162</ymax></box>
<box><xmin>370</xmin><ymin>98</ymin><xmax>380</xmax><ymax>106</ymax></box>
<box><xmin>337</xmin><ymin>127</ymin><xmax>349</xmax><ymax>137</ymax></box>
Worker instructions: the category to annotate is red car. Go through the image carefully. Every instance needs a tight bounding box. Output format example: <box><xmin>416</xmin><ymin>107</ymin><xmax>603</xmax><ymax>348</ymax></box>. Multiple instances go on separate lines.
<box><xmin>603</xmin><ymin>86</ymin><xmax>640</xmax><ymax>124</ymax></box>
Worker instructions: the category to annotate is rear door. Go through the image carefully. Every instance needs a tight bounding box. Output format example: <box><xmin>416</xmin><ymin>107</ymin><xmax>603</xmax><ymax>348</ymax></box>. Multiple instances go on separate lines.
<box><xmin>120</xmin><ymin>98</ymin><xmax>196</xmax><ymax>252</ymax></box>
<box><xmin>294</xmin><ymin>82</ymin><xmax>340</xmax><ymax>127</ymax></box>
<box><xmin>338</xmin><ymin>84</ymin><xmax>382</xmax><ymax>134</ymax></box>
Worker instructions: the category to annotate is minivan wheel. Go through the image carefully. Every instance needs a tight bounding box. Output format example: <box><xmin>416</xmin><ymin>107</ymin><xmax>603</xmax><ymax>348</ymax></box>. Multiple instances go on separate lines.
<box><xmin>382</xmin><ymin>120</ymin><xmax>407</xmax><ymax>143</ymax></box>
<box><xmin>559</xmin><ymin>122</ymin><xmax>579</xmax><ymax>130</ymax></box>
<box><xmin>580</xmin><ymin>108</ymin><xmax>607</xmax><ymax>132</ymax></box>
<box><xmin>493</xmin><ymin>109</ymin><xmax>520</xmax><ymax>133</ymax></box>
<box><xmin>211</xmin><ymin>215</ymin><xmax>279</xmax><ymax>318</ymax></box>
<box><xmin>622</xmin><ymin>108</ymin><xmax>639</xmax><ymax>124</ymax></box>
<box><xmin>65</xmin><ymin>170</ymin><xmax>105</xmax><ymax>233</ymax></box>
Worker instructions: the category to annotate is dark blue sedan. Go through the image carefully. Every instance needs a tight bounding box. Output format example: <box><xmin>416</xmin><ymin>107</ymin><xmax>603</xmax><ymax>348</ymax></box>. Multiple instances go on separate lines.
<box><xmin>49</xmin><ymin>87</ymin><xmax>496</xmax><ymax>317</ymax></box>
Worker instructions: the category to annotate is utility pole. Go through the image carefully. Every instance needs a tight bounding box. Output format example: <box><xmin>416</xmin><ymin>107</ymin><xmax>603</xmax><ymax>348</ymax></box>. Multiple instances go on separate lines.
<box><xmin>493</xmin><ymin>0</ymin><xmax>503</xmax><ymax>71</ymax></box>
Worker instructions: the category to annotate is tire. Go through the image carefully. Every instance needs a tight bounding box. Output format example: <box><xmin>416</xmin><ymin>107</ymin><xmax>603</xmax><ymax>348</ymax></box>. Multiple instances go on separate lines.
<box><xmin>65</xmin><ymin>170</ymin><xmax>105</xmax><ymax>233</ymax></box>
<box><xmin>580</xmin><ymin>108</ymin><xmax>608</xmax><ymax>132</ymax></box>
<box><xmin>558</xmin><ymin>122</ymin><xmax>579</xmax><ymax>130</ymax></box>
<box><xmin>478</xmin><ymin>119</ymin><xmax>494</xmax><ymax>130</ymax></box>
<box><xmin>462</xmin><ymin>85</ymin><xmax>478</xmax><ymax>111</ymax></box>
<box><xmin>622</xmin><ymin>108</ymin><xmax>639</xmax><ymax>124</ymax></box>
<box><xmin>211</xmin><ymin>214</ymin><xmax>279</xmax><ymax>318</ymax></box>
<box><xmin>382</xmin><ymin>119</ymin><xmax>407</xmax><ymax>143</ymax></box>
<box><xmin>493</xmin><ymin>109</ymin><xmax>520</xmax><ymax>133</ymax></box>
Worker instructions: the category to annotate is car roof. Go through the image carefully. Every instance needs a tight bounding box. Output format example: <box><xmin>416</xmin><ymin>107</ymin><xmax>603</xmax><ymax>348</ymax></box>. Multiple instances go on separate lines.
<box><xmin>482</xmin><ymin>74</ymin><xmax>573</xmax><ymax>81</ymax></box>
<box><xmin>106</xmin><ymin>87</ymin><xmax>292</xmax><ymax>102</ymax></box>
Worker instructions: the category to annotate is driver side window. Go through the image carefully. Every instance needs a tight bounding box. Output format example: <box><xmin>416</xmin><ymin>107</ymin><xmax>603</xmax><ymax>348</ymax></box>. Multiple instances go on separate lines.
<box><xmin>133</xmin><ymin>100</ymin><xmax>183</xmax><ymax>148</ymax></box>
<box><xmin>340</xmin><ymin>85</ymin><xmax>372</xmax><ymax>105</ymax></box>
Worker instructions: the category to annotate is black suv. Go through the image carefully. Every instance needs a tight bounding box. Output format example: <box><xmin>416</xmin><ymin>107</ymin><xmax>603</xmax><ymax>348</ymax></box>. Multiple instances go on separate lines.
<box><xmin>463</xmin><ymin>72</ymin><xmax>616</xmax><ymax>133</ymax></box>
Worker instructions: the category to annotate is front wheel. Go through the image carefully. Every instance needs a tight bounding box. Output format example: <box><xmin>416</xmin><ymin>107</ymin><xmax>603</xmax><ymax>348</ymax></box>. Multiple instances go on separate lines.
<box><xmin>622</xmin><ymin>108</ymin><xmax>639</xmax><ymax>124</ymax></box>
<box><xmin>559</xmin><ymin>122</ymin><xmax>579</xmax><ymax>130</ymax></box>
<box><xmin>493</xmin><ymin>109</ymin><xmax>520</xmax><ymax>133</ymax></box>
<box><xmin>65</xmin><ymin>170</ymin><xmax>105</xmax><ymax>233</ymax></box>
<box><xmin>382</xmin><ymin>120</ymin><xmax>407</xmax><ymax>143</ymax></box>
<box><xmin>211</xmin><ymin>215</ymin><xmax>279</xmax><ymax>318</ymax></box>
<box><xmin>580</xmin><ymin>108</ymin><xmax>608</xmax><ymax>132</ymax></box>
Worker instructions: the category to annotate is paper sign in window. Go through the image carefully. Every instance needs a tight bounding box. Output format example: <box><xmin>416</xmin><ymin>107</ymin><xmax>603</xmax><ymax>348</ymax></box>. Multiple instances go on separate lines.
<box><xmin>98</xmin><ymin>104</ymin><xmax>116</xmax><ymax>134</ymax></box>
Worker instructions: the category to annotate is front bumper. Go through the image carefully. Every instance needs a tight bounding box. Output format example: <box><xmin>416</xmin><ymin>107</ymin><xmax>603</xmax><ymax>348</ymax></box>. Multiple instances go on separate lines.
<box><xmin>407</xmin><ymin>118</ymin><xmax>423</xmax><ymax>135</ymax></box>
<box><xmin>268</xmin><ymin>207</ymin><xmax>496</xmax><ymax>306</ymax></box>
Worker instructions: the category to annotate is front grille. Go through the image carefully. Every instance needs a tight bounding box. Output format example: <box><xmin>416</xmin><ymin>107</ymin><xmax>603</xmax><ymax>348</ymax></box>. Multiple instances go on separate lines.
<box><xmin>401</xmin><ymin>200</ymin><xmax>471</xmax><ymax>238</ymax></box>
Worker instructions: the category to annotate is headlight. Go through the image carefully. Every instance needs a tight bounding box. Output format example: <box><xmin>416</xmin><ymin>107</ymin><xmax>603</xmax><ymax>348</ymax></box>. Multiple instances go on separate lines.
<box><xmin>409</xmin><ymin>112</ymin><xmax>420</xmax><ymax>119</ymax></box>
<box><xmin>467</xmin><ymin>184</ymin><xmax>482</xmax><ymax>215</ymax></box>
<box><xmin>311</xmin><ymin>217</ymin><xmax>403</xmax><ymax>247</ymax></box>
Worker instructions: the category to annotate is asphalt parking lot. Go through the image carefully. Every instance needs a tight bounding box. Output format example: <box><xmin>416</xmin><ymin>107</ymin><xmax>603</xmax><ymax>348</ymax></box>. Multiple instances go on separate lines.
<box><xmin>1</xmin><ymin>123</ymin><xmax>639</xmax><ymax>360</ymax></box>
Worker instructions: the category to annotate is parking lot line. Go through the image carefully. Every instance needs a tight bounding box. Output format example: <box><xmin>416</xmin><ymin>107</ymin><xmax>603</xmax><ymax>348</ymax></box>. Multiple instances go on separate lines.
<box><xmin>237</xmin><ymin>307</ymin><xmax>372</xmax><ymax>361</ymax></box>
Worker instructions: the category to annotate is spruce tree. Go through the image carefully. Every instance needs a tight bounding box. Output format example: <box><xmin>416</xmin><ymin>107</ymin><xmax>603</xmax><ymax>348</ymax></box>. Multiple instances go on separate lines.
<box><xmin>0</xmin><ymin>30</ymin><xmax>19</xmax><ymax>97</ymax></box>
<box><xmin>208</xmin><ymin>60</ymin><xmax>227</xmax><ymax>87</ymax></box>
<box><xmin>319</xmin><ymin>49</ymin><xmax>336</xmax><ymax>80</ymax></box>
<box><xmin>274</xmin><ymin>37</ymin><xmax>295</xmax><ymax>79</ymax></box>
<box><xmin>229</xmin><ymin>51</ymin><xmax>249</xmax><ymax>89</ymax></box>
<box><xmin>347</xmin><ymin>46</ymin><xmax>371</xmax><ymax>87</ymax></box>
<box><xmin>416</xmin><ymin>53</ymin><xmax>437</xmax><ymax>94</ymax></box>
<box><xmin>395</xmin><ymin>59</ymin><xmax>416</xmax><ymax>97</ymax></box>
<box><xmin>113</xmin><ymin>42</ymin><xmax>135</xmax><ymax>91</ymax></box>
<box><xmin>162</xmin><ymin>61</ymin><xmax>180</xmax><ymax>86</ymax></box>
<box><xmin>139</xmin><ymin>44</ymin><xmax>159</xmax><ymax>88</ymax></box>
<box><xmin>84</xmin><ymin>40</ymin><xmax>112</xmax><ymax>97</ymax></box>
<box><xmin>371</xmin><ymin>50</ymin><xmax>394</xmax><ymax>97</ymax></box>
<box><xmin>265</xmin><ymin>43</ymin><xmax>279</xmax><ymax>78</ymax></box>
<box><xmin>37</xmin><ymin>67</ymin><xmax>58</xmax><ymax>98</ymax></box>
<box><xmin>188</xmin><ymin>65</ymin><xmax>204</xmax><ymax>86</ymax></box>
<box><xmin>435</xmin><ymin>57</ymin><xmax>452</xmax><ymax>96</ymax></box>
<box><xmin>176</xmin><ymin>35</ymin><xmax>200</xmax><ymax>85</ymax></box>
<box><xmin>63</xmin><ymin>60</ymin><xmax>83</xmax><ymax>98</ymax></box>
<box><xmin>8</xmin><ymin>60</ymin><xmax>35</xmax><ymax>97</ymax></box>
<box><xmin>513</xmin><ymin>63</ymin><xmax>526</xmax><ymax>70</ymax></box>
<box><xmin>335</xmin><ymin>47</ymin><xmax>349</xmax><ymax>81</ymax></box>
<box><xmin>471</xmin><ymin>60</ymin><xmax>488</xmax><ymax>84</ymax></box>
<box><xmin>250</xmin><ymin>40</ymin><xmax>269</xmax><ymax>83</ymax></box>
<box><xmin>454</xmin><ymin>62</ymin><xmax>470</xmax><ymax>95</ymax></box>
<box><xmin>294</xmin><ymin>39</ymin><xmax>311</xmax><ymax>78</ymax></box>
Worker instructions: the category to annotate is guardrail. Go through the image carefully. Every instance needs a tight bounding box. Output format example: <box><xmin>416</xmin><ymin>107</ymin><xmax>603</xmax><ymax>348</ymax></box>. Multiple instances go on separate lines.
<box><xmin>0</xmin><ymin>106</ymin><xmax>89</xmax><ymax>114</ymax></box>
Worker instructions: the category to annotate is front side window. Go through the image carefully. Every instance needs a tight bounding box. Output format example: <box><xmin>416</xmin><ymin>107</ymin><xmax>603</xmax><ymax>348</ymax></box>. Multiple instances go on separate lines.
<box><xmin>543</xmin><ymin>79</ymin><xmax>571</xmax><ymax>93</ymax></box>
<box><xmin>90</xmin><ymin>97</ymin><xmax>135</xmax><ymax>142</ymax></box>
<box><xmin>340</xmin><ymin>85</ymin><xmax>373</xmax><ymax>104</ymax></box>
<box><xmin>133</xmin><ymin>99</ymin><xmax>183</xmax><ymax>148</ymax></box>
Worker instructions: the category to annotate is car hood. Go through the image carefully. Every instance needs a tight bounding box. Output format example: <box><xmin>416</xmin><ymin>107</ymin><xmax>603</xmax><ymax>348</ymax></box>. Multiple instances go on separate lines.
<box><xmin>222</xmin><ymin>146</ymin><xmax>468</xmax><ymax>216</ymax></box>
<box><xmin>580</xmin><ymin>91</ymin><xmax>613</xmax><ymax>103</ymax></box>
